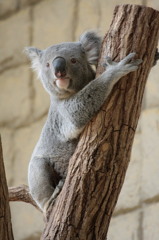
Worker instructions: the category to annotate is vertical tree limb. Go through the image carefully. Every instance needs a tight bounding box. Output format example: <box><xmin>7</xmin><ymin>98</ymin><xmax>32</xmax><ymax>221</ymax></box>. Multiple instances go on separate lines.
<box><xmin>0</xmin><ymin>136</ymin><xmax>14</xmax><ymax>240</ymax></box>
<box><xmin>9</xmin><ymin>185</ymin><xmax>42</xmax><ymax>212</ymax></box>
<box><xmin>42</xmin><ymin>4</ymin><xmax>159</xmax><ymax>240</ymax></box>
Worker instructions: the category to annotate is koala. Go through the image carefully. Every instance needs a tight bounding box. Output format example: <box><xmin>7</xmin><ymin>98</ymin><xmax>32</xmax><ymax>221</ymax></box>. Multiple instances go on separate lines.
<box><xmin>25</xmin><ymin>31</ymin><xmax>142</xmax><ymax>212</ymax></box>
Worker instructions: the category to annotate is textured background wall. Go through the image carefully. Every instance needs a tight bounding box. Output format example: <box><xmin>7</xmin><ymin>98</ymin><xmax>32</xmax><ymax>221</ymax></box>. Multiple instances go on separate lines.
<box><xmin>0</xmin><ymin>0</ymin><xmax>159</xmax><ymax>239</ymax></box>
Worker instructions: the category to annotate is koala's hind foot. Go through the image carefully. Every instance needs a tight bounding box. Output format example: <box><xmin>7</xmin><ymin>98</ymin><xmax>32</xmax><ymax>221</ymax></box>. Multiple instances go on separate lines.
<box><xmin>153</xmin><ymin>48</ymin><xmax>159</xmax><ymax>66</ymax></box>
<box><xmin>28</xmin><ymin>157</ymin><xmax>62</xmax><ymax>212</ymax></box>
<box><xmin>43</xmin><ymin>179</ymin><xmax>64</xmax><ymax>215</ymax></box>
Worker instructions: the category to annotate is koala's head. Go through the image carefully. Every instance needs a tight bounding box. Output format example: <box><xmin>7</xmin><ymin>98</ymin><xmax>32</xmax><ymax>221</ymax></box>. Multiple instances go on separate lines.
<box><xmin>25</xmin><ymin>31</ymin><xmax>101</xmax><ymax>99</ymax></box>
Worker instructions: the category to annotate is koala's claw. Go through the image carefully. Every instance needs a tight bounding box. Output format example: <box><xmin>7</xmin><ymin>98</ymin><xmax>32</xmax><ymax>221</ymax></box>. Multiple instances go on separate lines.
<box><xmin>126</xmin><ymin>59</ymin><xmax>143</xmax><ymax>72</ymax></box>
<box><xmin>130</xmin><ymin>59</ymin><xmax>143</xmax><ymax>66</ymax></box>
<box><xmin>119</xmin><ymin>52</ymin><xmax>136</xmax><ymax>65</ymax></box>
<box><xmin>120</xmin><ymin>53</ymin><xmax>142</xmax><ymax>73</ymax></box>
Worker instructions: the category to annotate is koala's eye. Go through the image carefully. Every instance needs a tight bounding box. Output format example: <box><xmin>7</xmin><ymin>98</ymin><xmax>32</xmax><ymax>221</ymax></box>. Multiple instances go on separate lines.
<box><xmin>70</xmin><ymin>58</ymin><xmax>77</xmax><ymax>64</ymax></box>
<box><xmin>46</xmin><ymin>62</ymin><xmax>50</xmax><ymax>67</ymax></box>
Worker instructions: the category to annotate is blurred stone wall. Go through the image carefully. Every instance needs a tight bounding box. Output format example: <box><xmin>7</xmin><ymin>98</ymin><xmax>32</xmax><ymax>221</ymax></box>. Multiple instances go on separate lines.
<box><xmin>0</xmin><ymin>0</ymin><xmax>159</xmax><ymax>239</ymax></box>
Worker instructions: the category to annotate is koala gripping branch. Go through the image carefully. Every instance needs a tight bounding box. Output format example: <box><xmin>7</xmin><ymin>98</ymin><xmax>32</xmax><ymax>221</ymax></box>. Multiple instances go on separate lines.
<box><xmin>42</xmin><ymin>5</ymin><xmax>159</xmax><ymax>240</ymax></box>
<box><xmin>5</xmin><ymin>4</ymin><xmax>159</xmax><ymax>240</ymax></box>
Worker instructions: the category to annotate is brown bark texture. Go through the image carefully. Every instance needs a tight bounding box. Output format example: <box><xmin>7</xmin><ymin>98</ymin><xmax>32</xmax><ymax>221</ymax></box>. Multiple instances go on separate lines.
<box><xmin>42</xmin><ymin>4</ymin><xmax>159</xmax><ymax>240</ymax></box>
<box><xmin>0</xmin><ymin>137</ymin><xmax>14</xmax><ymax>240</ymax></box>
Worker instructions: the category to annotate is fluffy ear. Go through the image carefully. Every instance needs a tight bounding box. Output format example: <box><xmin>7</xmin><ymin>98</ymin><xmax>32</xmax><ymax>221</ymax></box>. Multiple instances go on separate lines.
<box><xmin>79</xmin><ymin>31</ymin><xmax>102</xmax><ymax>65</ymax></box>
<box><xmin>24</xmin><ymin>47</ymin><xmax>43</xmax><ymax>78</ymax></box>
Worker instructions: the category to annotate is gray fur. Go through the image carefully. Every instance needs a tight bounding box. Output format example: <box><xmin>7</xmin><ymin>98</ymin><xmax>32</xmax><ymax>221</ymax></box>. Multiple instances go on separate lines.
<box><xmin>25</xmin><ymin>31</ymin><xmax>142</xmax><ymax>211</ymax></box>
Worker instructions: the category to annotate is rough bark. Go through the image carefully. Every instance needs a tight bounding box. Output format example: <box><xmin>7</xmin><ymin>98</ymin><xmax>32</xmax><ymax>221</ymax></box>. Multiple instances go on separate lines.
<box><xmin>42</xmin><ymin>4</ymin><xmax>159</xmax><ymax>240</ymax></box>
<box><xmin>0</xmin><ymin>137</ymin><xmax>14</xmax><ymax>240</ymax></box>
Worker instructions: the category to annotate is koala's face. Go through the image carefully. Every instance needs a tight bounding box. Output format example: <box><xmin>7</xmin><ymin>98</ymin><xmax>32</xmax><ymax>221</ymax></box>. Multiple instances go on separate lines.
<box><xmin>39</xmin><ymin>42</ymin><xmax>95</xmax><ymax>98</ymax></box>
<box><xmin>25</xmin><ymin>31</ymin><xmax>101</xmax><ymax>99</ymax></box>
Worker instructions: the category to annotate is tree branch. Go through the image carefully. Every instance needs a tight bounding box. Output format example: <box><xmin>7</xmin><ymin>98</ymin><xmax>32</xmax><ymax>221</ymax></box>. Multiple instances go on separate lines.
<box><xmin>8</xmin><ymin>185</ymin><xmax>42</xmax><ymax>212</ymax></box>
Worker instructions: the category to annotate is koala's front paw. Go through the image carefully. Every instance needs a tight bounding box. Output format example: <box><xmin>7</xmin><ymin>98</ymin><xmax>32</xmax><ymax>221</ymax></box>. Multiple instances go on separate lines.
<box><xmin>105</xmin><ymin>53</ymin><xmax>142</xmax><ymax>76</ymax></box>
<box><xmin>118</xmin><ymin>53</ymin><xmax>142</xmax><ymax>72</ymax></box>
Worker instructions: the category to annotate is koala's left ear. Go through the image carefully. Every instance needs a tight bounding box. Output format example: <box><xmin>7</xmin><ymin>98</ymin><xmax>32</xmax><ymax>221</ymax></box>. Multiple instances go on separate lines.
<box><xmin>79</xmin><ymin>31</ymin><xmax>102</xmax><ymax>65</ymax></box>
<box><xmin>24</xmin><ymin>47</ymin><xmax>43</xmax><ymax>78</ymax></box>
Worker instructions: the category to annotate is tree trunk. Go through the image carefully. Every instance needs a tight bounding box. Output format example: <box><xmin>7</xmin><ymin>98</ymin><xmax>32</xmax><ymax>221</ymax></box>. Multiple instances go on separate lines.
<box><xmin>42</xmin><ymin>4</ymin><xmax>159</xmax><ymax>240</ymax></box>
<box><xmin>0</xmin><ymin>137</ymin><xmax>14</xmax><ymax>240</ymax></box>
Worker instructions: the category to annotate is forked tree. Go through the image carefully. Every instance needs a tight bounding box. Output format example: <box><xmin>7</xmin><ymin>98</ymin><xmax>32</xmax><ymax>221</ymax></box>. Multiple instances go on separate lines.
<box><xmin>1</xmin><ymin>4</ymin><xmax>159</xmax><ymax>240</ymax></box>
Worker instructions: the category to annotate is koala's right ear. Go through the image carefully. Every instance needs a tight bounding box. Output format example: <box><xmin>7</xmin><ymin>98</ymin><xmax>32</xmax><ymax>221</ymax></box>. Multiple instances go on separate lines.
<box><xmin>79</xmin><ymin>31</ymin><xmax>102</xmax><ymax>65</ymax></box>
<box><xmin>24</xmin><ymin>47</ymin><xmax>43</xmax><ymax>78</ymax></box>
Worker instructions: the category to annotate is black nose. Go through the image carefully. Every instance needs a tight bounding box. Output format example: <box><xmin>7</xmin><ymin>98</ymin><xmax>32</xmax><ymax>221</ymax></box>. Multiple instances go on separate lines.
<box><xmin>52</xmin><ymin>57</ymin><xmax>66</xmax><ymax>78</ymax></box>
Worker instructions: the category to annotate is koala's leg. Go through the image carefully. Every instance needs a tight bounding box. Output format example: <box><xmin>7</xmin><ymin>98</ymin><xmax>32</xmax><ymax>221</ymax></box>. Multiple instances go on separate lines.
<box><xmin>28</xmin><ymin>157</ymin><xmax>63</xmax><ymax>211</ymax></box>
<box><xmin>59</xmin><ymin>53</ymin><xmax>142</xmax><ymax>128</ymax></box>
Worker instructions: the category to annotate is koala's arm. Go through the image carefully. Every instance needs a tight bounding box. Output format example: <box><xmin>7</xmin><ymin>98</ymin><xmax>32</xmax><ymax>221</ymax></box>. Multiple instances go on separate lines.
<box><xmin>59</xmin><ymin>53</ymin><xmax>142</xmax><ymax>128</ymax></box>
